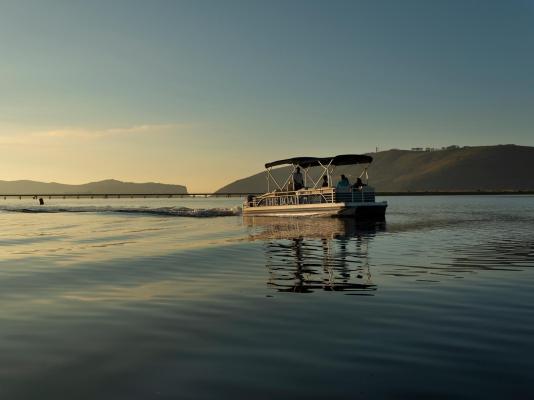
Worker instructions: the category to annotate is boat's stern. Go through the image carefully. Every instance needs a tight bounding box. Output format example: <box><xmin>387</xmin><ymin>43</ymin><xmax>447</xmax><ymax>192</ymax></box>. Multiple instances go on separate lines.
<box><xmin>336</xmin><ymin>201</ymin><xmax>387</xmax><ymax>219</ymax></box>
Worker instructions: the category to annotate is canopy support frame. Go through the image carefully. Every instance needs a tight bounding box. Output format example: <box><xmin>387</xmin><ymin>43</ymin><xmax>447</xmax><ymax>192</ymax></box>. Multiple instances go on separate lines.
<box><xmin>263</xmin><ymin>155</ymin><xmax>372</xmax><ymax>193</ymax></box>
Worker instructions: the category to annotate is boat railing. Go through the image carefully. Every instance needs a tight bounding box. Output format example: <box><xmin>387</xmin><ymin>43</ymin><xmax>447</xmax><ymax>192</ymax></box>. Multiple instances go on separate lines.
<box><xmin>249</xmin><ymin>188</ymin><xmax>334</xmax><ymax>208</ymax></box>
<box><xmin>246</xmin><ymin>186</ymin><xmax>376</xmax><ymax>208</ymax></box>
<box><xmin>335</xmin><ymin>186</ymin><xmax>376</xmax><ymax>203</ymax></box>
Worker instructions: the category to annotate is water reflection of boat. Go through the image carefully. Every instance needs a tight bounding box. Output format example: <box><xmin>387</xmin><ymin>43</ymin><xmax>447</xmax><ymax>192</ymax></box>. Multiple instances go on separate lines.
<box><xmin>245</xmin><ymin>217</ymin><xmax>384</xmax><ymax>294</ymax></box>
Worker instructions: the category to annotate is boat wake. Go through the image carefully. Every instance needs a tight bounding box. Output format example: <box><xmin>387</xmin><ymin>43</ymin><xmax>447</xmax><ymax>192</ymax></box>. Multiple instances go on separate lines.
<box><xmin>0</xmin><ymin>205</ymin><xmax>242</xmax><ymax>217</ymax></box>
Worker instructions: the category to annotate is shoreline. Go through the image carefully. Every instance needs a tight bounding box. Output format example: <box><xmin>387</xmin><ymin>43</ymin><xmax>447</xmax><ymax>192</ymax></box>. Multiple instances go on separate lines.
<box><xmin>376</xmin><ymin>191</ymin><xmax>534</xmax><ymax>196</ymax></box>
<box><xmin>1</xmin><ymin>190</ymin><xmax>533</xmax><ymax>199</ymax></box>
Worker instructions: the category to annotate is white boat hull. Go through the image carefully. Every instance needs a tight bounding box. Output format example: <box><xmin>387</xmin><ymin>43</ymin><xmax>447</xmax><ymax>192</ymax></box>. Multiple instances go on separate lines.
<box><xmin>243</xmin><ymin>201</ymin><xmax>387</xmax><ymax>218</ymax></box>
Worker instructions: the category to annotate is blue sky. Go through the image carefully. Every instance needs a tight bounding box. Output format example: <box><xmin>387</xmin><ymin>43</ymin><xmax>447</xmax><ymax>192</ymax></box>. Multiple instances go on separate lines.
<box><xmin>1</xmin><ymin>0</ymin><xmax>533</xmax><ymax>191</ymax></box>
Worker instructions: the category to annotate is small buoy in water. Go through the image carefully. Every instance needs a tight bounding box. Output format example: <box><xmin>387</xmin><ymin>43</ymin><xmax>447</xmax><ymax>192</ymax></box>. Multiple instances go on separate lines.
<box><xmin>39</xmin><ymin>198</ymin><xmax>44</xmax><ymax>205</ymax></box>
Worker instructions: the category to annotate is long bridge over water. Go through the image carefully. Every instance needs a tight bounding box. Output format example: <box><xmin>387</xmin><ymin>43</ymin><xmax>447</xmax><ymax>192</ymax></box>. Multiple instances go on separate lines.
<box><xmin>0</xmin><ymin>193</ymin><xmax>258</xmax><ymax>200</ymax></box>
<box><xmin>1</xmin><ymin>191</ymin><xmax>532</xmax><ymax>200</ymax></box>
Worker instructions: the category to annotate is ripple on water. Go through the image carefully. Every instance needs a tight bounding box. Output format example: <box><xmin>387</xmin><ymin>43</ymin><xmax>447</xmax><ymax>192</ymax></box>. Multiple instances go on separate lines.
<box><xmin>0</xmin><ymin>196</ymin><xmax>534</xmax><ymax>399</ymax></box>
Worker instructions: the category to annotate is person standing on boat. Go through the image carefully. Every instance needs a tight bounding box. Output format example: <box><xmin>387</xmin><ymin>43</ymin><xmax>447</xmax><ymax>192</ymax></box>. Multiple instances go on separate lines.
<box><xmin>321</xmin><ymin>175</ymin><xmax>329</xmax><ymax>187</ymax></box>
<box><xmin>293</xmin><ymin>167</ymin><xmax>304</xmax><ymax>190</ymax></box>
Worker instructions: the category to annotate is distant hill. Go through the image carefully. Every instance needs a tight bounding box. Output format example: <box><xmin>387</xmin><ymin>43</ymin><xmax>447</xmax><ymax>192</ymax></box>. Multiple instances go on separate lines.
<box><xmin>216</xmin><ymin>145</ymin><xmax>534</xmax><ymax>193</ymax></box>
<box><xmin>0</xmin><ymin>179</ymin><xmax>187</xmax><ymax>194</ymax></box>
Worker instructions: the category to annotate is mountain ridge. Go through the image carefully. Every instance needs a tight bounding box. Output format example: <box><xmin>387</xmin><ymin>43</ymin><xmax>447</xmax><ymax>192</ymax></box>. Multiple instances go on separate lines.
<box><xmin>216</xmin><ymin>145</ymin><xmax>534</xmax><ymax>193</ymax></box>
<box><xmin>0</xmin><ymin>179</ymin><xmax>187</xmax><ymax>194</ymax></box>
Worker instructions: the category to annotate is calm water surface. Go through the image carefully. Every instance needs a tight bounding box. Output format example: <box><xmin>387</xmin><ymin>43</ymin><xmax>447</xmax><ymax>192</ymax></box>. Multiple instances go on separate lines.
<box><xmin>0</xmin><ymin>196</ymin><xmax>533</xmax><ymax>399</ymax></box>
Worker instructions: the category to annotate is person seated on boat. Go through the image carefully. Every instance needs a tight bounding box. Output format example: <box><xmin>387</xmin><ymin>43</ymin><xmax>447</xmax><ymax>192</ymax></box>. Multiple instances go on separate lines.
<box><xmin>337</xmin><ymin>175</ymin><xmax>350</xmax><ymax>188</ymax></box>
<box><xmin>321</xmin><ymin>175</ymin><xmax>329</xmax><ymax>187</ymax></box>
<box><xmin>353</xmin><ymin>177</ymin><xmax>366</xmax><ymax>190</ymax></box>
<box><xmin>292</xmin><ymin>167</ymin><xmax>304</xmax><ymax>190</ymax></box>
<box><xmin>336</xmin><ymin>174</ymin><xmax>350</xmax><ymax>192</ymax></box>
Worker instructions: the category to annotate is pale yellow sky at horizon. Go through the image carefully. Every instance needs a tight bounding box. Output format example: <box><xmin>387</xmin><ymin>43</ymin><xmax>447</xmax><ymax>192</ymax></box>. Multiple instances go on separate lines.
<box><xmin>0</xmin><ymin>122</ymin><xmax>271</xmax><ymax>192</ymax></box>
<box><xmin>2</xmin><ymin>119</ymin><xmax>530</xmax><ymax>192</ymax></box>
<box><xmin>1</xmin><ymin>118</ymin><xmax>401</xmax><ymax>193</ymax></box>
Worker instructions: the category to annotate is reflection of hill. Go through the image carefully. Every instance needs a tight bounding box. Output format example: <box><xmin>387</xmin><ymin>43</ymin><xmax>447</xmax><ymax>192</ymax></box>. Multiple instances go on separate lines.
<box><xmin>245</xmin><ymin>217</ymin><xmax>383</xmax><ymax>294</ymax></box>
<box><xmin>217</xmin><ymin>145</ymin><xmax>534</xmax><ymax>193</ymax></box>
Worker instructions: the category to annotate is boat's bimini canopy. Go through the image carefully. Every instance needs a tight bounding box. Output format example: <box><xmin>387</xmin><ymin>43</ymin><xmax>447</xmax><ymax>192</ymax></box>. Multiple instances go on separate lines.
<box><xmin>265</xmin><ymin>154</ymin><xmax>373</xmax><ymax>169</ymax></box>
<box><xmin>263</xmin><ymin>154</ymin><xmax>374</xmax><ymax>191</ymax></box>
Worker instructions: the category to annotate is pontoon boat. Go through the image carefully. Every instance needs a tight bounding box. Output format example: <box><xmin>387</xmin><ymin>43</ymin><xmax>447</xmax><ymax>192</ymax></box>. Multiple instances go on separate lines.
<box><xmin>243</xmin><ymin>155</ymin><xmax>387</xmax><ymax>218</ymax></box>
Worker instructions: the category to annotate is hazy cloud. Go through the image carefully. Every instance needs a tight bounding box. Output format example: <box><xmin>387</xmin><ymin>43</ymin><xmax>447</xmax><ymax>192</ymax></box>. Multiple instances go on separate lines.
<box><xmin>35</xmin><ymin>123</ymin><xmax>190</xmax><ymax>139</ymax></box>
<box><xmin>0</xmin><ymin>123</ymin><xmax>195</xmax><ymax>147</ymax></box>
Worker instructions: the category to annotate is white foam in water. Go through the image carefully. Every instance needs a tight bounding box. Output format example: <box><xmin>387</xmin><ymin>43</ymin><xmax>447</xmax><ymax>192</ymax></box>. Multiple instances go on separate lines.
<box><xmin>0</xmin><ymin>204</ymin><xmax>242</xmax><ymax>217</ymax></box>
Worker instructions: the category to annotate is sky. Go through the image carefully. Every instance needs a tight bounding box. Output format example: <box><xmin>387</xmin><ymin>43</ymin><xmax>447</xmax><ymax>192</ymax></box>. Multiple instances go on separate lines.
<box><xmin>1</xmin><ymin>0</ymin><xmax>533</xmax><ymax>192</ymax></box>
